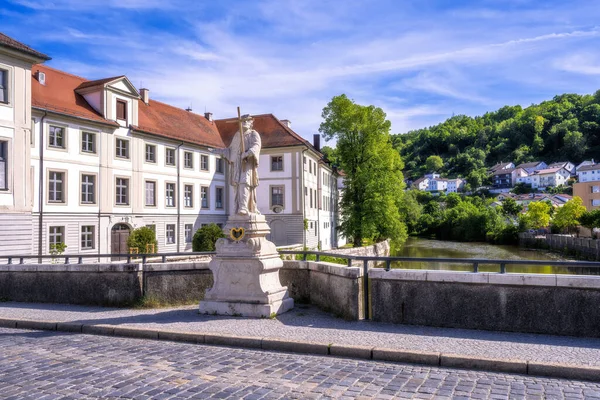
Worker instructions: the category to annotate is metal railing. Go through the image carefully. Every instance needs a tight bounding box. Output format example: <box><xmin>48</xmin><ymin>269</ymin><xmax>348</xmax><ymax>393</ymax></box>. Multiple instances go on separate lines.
<box><xmin>0</xmin><ymin>252</ymin><xmax>215</xmax><ymax>265</ymax></box>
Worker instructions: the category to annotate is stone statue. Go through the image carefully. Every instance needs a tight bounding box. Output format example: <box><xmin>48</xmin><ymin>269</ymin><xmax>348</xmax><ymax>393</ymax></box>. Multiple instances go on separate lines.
<box><xmin>214</xmin><ymin>114</ymin><xmax>261</xmax><ymax>216</ymax></box>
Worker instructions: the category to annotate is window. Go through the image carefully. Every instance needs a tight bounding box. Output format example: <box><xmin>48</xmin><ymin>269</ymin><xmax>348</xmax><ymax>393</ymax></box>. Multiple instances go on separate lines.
<box><xmin>166</xmin><ymin>183</ymin><xmax>175</xmax><ymax>207</ymax></box>
<box><xmin>200</xmin><ymin>155</ymin><xmax>209</xmax><ymax>171</ymax></box>
<box><xmin>49</xmin><ymin>226</ymin><xmax>64</xmax><ymax>250</ymax></box>
<box><xmin>48</xmin><ymin>171</ymin><xmax>65</xmax><ymax>203</ymax></box>
<box><xmin>310</xmin><ymin>188</ymin><xmax>313</xmax><ymax>208</ymax></box>
<box><xmin>81</xmin><ymin>132</ymin><xmax>96</xmax><ymax>153</ymax></box>
<box><xmin>145</xmin><ymin>181</ymin><xmax>156</xmax><ymax>206</ymax></box>
<box><xmin>81</xmin><ymin>226</ymin><xmax>95</xmax><ymax>250</ymax></box>
<box><xmin>593</xmin><ymin>199</ymin><xmax>600</xmax><ymax>207</ymax></box>
<box><xmin>184</xmin><ymin>184</ymin><xmax>193</xmax><ymax>207</ymax></box>
<box><xmin>49</xmin><ymin>126</ymin><xmax>65</xmax><ymax>149</ymax></box>
<box><xmin>116</xmin><ymin>138</ymin><xmax>129</xmax><ymax>159</ymax></box>
<box><xmin>166</xmin><ymin>224</ymin><xmax>175</xmax><ymax>244</ymax></box>
<box><xmin>271</xmin><ymin>156</ymin><xmax>283</xmax><ymax>171</ymax></box>
<box><xmin>115</xmin><ymin>177</ymin><xmax>129</xmax><ymax>205</ymax></box>
<box><xmin>0</xmin><ymin>69</ymin><xmax>7</xmax><ymax>103</ymax></box>
<box><xmin>593</xmin><ymin>186</ymin><xmax>600</xmax><ymax>194</ymax></box>
<box><xmin>145</xmin><ymin>144</ymin><xmax>156</xmax><ymax>163</ymax></box>
<box><xmin>81</xmin><ymin>174</ymin><xmax>96</xmax><ymax>204</ymax></box>
<box><xmin>271</xmin><ymin>186</ymin><xmax>284</xmax><ymax>207</ymax></box>
<box><xmin>216</xmin><ymin>157</ymin><xmax>224</xmax><ymax>173</ymax></box>
<box><xmin>184</xmin><ymin>152</ymin><xmax>193</xmax><ymax>169</ymax></box>
<box><xmin>215</xmin><ymin>187</ymin><xmax>224</xmax><ymax>209</ymax></box>
<box><xmin>165</xmin><ymin>148</ymin><xmax>176</xmax><ymax>166</ymax></box>
<box><xmin>309</xmin><ymin>160</ymin><xmax>312</xmax><ymax>174</ymax></box>
<box><xmin>185</xmin><ymin>224</ymin><xmax>193</xmax><ymax>243</ymax></box>
<box><xmin>201</xmin><ymin>186</ymin><xmax>209</xmax><ymax>208</ymax></box>
<box><xmin>0</xmin><ymin>141</ymin><xmax>6</xmax><ymax>190</ymax></box>
<box><xmin>116</xmin><ymin>99</ymin><xmax>127</xmax><ymax>121</ymax></box>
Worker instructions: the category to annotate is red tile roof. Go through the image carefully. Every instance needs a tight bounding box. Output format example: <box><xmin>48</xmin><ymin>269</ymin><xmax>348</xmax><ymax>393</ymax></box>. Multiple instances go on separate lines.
<box><xmin>32</xmin><ymin>65</ymin><xmax>117</xmax><ymax>126</ymax></box>
<box><xmin>31</xmin><ymin>65</ymin><xmax>322</xmax><ymax>152</ymax></box>
<box><xmin>133</xmin><ymin>100</ymin><xmax>224</xmax><ymax>148</ymax></box>
<box><xmin>0</xmin><ymin>32</ymin><xmax>50</xmax><ymax>61</ymax></box>
<box><xmin>216</xmin><ymin>114</ymin><xmax>316</xmax><ymax>150</ymax></box>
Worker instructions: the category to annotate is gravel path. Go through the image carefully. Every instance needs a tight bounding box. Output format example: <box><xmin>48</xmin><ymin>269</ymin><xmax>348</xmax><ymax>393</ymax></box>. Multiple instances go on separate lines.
<box><xmin>2</xmin><ymin>302</ymin><xmax>600</xmax><ymax>368</ymax></box>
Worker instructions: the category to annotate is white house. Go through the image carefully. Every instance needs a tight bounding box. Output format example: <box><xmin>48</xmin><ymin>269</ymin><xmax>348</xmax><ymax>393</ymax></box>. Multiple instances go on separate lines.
<box><xmin>428</xmin><ymin>178</ymin><xmax>448</xmax><ymax>192</ymax></box>
<box><xmin>534</xmin><ymin>167</ymin><xmax>571</xmax><ymax>188</ymax></box>
<box><xmin>446</xmin><ymin>178</ymin><xmax>464</xmax><ymax>193</ymax></box>
<box><xmin>412</xmin><ymin>177</ymin><xmax>430</xmax><ymax>191</ymax></box>
<box><xmin>577</xmin><ymin>164</ymin><xmax>600</xmax><ymax>183</ymax></box>
<box><xmin>548</xmin><ymin>161</ymin><xmax>576</xmax><ymax>176</ymax></box>
<box><xmin>516</xmin><ymin>161</ymin><xmax>548</xmax><ymax>174</ymax></box>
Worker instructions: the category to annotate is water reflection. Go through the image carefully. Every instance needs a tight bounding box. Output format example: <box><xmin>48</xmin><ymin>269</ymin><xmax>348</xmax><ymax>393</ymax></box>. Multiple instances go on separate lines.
<box><xmin>391</xmin><ymin>238</ymin><xmax>599</xmax><ymax>275</ymax></box>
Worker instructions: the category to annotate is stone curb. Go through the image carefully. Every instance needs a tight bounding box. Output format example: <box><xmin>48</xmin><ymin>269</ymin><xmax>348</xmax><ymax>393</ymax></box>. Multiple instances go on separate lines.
<box><xmin>4</xmin><ymin>319</ymin><xmax>600</xmax><ymax>382</ymax></box>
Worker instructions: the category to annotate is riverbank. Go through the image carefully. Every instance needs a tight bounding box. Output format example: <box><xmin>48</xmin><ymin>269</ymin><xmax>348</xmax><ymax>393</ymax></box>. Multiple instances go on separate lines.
<box><xmin>520</xmin><ymin>233</ymin><xmax>600</xmax><ymax>262</ymax></box>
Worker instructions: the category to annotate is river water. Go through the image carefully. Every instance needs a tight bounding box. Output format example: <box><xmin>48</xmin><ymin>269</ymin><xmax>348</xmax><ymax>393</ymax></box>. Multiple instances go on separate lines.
<box><xmin>391</xmin><ymin>237</ymin><xmax>597</xmax><ymax>275</ymax></box>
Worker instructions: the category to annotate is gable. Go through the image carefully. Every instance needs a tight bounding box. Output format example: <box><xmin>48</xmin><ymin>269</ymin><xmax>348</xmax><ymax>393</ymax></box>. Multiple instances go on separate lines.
<box><xmin>107</xmin><ymin>77</ymin><xmax>139</xmax><ymax>97</ymax></box>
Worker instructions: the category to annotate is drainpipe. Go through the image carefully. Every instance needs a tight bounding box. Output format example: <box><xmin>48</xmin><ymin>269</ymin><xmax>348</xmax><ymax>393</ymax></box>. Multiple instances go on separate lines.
<box><xmin>317</xmin><ymin>160</ymin><xmax>321</xmax><ymax>250</ymax></box>
<box><xmin>37</xmin><ymin>111</ymin><xmax>47</xmax><ymax>263</ymax></box>
<box><xmin>301</xmin><ymin>148</ymin><xmax>307</xmax><ymax>249</ymax></box>
<box><xmin>97</xmin><ymin>127</ymin><xmax>102</xmax><ymax>259</ymax></box>
<box><xmin>176</xmin><ymin>142</ymin><xmax>184</xmax><ymax>252</ymax></box>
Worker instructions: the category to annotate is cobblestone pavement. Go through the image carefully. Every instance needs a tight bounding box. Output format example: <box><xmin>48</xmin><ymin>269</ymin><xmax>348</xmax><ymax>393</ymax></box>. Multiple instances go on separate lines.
<box><xmin>2</xmin><ymin>328</ymin><xmax>600</xmax><ymax>400</ymax></box>
<box><xmin>2</xmin><ymin>302</ymin><xmax>600</xmax><ymax>368</ymax></box>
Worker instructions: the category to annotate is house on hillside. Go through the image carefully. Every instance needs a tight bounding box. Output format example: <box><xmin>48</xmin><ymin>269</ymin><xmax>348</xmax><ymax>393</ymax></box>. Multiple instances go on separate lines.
<box><xmin>488</xmin><ymin>162</ymin><xmax>514</xmax><ymax>174</ymax></box>
<box><xmin>534</xmin><ymin>167</ymin><xmax>571</xmax><ymax>188</ymax></box>
<box><xmin>446</xmin><ymin>178</ymin><xmax>465</xmax><ymax>193</ymax></box>
<box><xmin>548</xmin><ymin>161</ymin><xmax>576</xmax><ymax>176</ymax></box>
<box><xmin>576</xmin><ymin>159</ymin><xmax>595</xmax><ymax>173</ymax></box>
<box><xmin>516</xmin><ymin>161</ymin><xmax>547</xmax><ymax>174</ymax></box>
<box><xmin>412</xmin><ymin>177</ymin><xmax>430</xmax><ymax>191</ymax></box>
<box><xmin>428</xmin><ymin>177</ymin><xmax>448</xmax><ymax>192</ymax></box>
<box><xmin>574</xmin><ymin>164</ymin><xmax>600</xmax><ymax>211</ymax></box>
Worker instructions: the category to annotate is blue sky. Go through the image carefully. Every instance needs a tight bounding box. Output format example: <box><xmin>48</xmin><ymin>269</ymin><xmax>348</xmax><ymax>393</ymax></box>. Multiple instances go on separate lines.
<box><xmin>3</xmin><ymin>0</ymin><xmax>600</xmax><ymax>144</ymax></box>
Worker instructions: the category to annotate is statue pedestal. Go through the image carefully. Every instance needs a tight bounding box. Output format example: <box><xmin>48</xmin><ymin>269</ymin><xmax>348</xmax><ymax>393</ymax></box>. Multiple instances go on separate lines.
<box><xmin>199</xmin><ymin>214</ymin><xmax>294</xmax><ymax>318</ymax></box>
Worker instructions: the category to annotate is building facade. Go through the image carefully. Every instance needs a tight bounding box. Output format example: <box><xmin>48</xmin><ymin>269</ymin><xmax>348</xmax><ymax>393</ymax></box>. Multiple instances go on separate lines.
<box><xmin>0</xmin><ymin>34</ymin><xmax>341</xmax><ymax>257</ymax></box>
<box><xmin>574</xmin><ymin>164</ymin><xmax>600</xmax><ymax>211</ymax></box>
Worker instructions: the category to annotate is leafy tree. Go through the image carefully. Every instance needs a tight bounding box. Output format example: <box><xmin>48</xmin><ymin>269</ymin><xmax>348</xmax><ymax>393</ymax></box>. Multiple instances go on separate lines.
<box><xmin>398</xmin><ymin>190</ymin><xmax>422</xmax><ymax>234</ymax></box>
<box><xmin>580</xmin><ymin>210</ymin><xmax>600</xmax><ymax>238</ymax></box>
<box><xmin>445</xmin><ymin>192</ymin><xmax>461</xmax><ymax>208</ymax></box>
<box><xmin>320</xmin><ymin>94</ymin><xmax>408</xmax><ymax>246</ymax></box>
<box><xmin>127</xmin><ymin>226</ymin><xmax>158</xmax><ymax>253</ymax></box>
<box><xmin>520</xmin><ymin>201</ymin><xmax>551</xmax><ymax>230</ymax></box>
<box><xmin>512</xmin><ymin>182</ymin><xmax>533</xmax><ymax>195</ymax></box>
<box><xmin>425</xmin><ymin>155</ymin><xmax>443</xmax><ymax>172</ymax></box>
<box><xmin>551</xmin><ymin>196</ymin><xmax>587</xmax><ymax>235</ymax></box>
<box><xmin>501</xmin><ymin>198</ymin><xmax>523</xmax><ymax>217</ymax></box>
<box><xmin>192</xmin><ymin>224</ymin><xmax>225</xmax><ymax>251</ymax></box>
<box><xmin>320</xmin><ymin>145</ymin><xmax>339</xmax><ymax>165</ymax></box>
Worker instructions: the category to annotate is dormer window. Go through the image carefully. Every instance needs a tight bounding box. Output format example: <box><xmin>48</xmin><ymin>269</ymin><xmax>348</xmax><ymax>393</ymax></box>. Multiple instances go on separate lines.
<box><xmin>116</xmin><ymin>99</ymin><xmax>127</xmax><ymax>122</ymax></box>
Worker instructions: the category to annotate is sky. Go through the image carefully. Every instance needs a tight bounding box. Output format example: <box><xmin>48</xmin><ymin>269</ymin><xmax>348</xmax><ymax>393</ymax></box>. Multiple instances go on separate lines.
<box><xmin>2</xmin><ymin>0</ymin><xmax>600</xmax><ymax>145</ymax></box>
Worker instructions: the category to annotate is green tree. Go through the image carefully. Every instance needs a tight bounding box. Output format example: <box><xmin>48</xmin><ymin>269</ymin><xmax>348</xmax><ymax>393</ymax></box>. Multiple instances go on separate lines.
<box><xmin>501</xmin><ymin>197</ymin><xmax>523</xmax><ymax>217</ymax></box>
<box><xmin>521</xmin><ymin>201</ymin><xmax>551</xmax><ymax>230</ymax></box>
<box><xmin>320</xmin><ymin>94</ymin><xmax>408</xmax><ymax>246</ymax></box>
<box><xmin>320</xmin><ymin>145</ymin><xmax>339</xmax><ymax>165</ymax></box>
<box><xmin>192</xmin><ymin>224</ymin><xmax>226</xmax><ymax>251</ymax></box>
<box><xmin>127</xmin><ymin>226</ymin><xmax>158</xmax><ymax>253</ymax></box>
<box><xmin>425</xmin><ymin>155</ymin><xmax>443</xmax><ymax>172</ymax></box>
<box><xmin>580</xmin><ymin>209</ymin><xmax>600</xmax><ymax>238</ymax></box>
<box><xmin>551</xmin><ymin>196</ymin><xmax>587</xmax><ymax>235</ymax></box>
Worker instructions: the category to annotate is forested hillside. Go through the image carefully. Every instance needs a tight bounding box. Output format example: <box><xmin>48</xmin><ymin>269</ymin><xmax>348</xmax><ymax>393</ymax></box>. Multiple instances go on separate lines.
<box><xmin>393</xmin><ymin>91</ymin><xmax>600</xmax><ymax>186</ymax></box>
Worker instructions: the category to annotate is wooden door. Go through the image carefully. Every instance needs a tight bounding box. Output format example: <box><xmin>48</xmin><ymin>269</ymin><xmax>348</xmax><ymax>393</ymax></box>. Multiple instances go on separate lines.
<box><xmin>111</xmin><ymin>224</ymin><xmax>130</xmax><ymax>261</ymax></box>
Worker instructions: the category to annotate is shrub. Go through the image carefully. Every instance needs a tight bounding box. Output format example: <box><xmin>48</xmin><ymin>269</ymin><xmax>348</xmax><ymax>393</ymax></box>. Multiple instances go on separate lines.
<box><xmin>127</xmin><ymin>226</ymin><xmax>158</xmax><ymax>254</ymax></box>
<box><xmin>192</xmin><ymin>224</ymin><xmax>225</xmax><ymax>251</ymax></box>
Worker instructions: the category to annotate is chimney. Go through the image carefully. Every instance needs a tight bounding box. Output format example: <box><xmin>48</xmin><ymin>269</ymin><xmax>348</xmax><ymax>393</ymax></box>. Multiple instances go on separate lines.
<box><xmin>204</xmin><ymin>112</ymin><xmax>213</xmax><ymax>121</ymax></box>
<box><xmin>140</xmin><ymin>88</ymin><xmax>149</xmax><ymax>104</ymax></box>
<box><xmin>280</xmin><ymin>119</ymin><xmax>291</xmax><ymax>128</ymax></box>
<box><xmin>313</xmin><ymin>134</ymin><xmax>321</xmax><ymax>152</ymax></box>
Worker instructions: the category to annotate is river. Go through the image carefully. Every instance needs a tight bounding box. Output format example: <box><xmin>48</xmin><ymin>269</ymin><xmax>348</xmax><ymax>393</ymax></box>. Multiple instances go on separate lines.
<box><xmin>391</xmin><ymin>237</ymin><xmax>597</xmax><ymax>275</ymax></box>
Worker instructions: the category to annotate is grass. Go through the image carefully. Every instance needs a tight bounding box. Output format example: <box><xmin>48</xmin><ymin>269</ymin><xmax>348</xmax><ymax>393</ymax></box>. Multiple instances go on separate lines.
<box><xmin>294</xmin><ymin>253</ymin><xmax>348</xmax><ymax>265</ymax></box>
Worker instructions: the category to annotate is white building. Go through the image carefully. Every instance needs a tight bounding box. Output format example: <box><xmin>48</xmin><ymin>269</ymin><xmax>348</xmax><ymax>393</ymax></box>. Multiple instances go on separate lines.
<box><xmin>428</xmin><ymin>178</ymin><xmax>448</xmax><ymax>192</ymax></box>
<box><xmin>516</xmin><ymin>161</ymin><xmax>548</xmax><ymax>174</ymax></box>
<box><xmin>412</xmin><ymin>177</ymin><xmax>429</xmax><ymax>191</ymax></box>
<box><xmin>548</xmin><ymin>161</ymin><xmax>576</xmax><ymax>176</ymax></box>
<box><xmin>446</xmin><ymin>178</ymin><xmax>464</xmax><ymax>193</ymax></box>
<box><xmin>0</xmin><ymin>33</ymin><xmax>50</xmax><ymax>255</ymax></box>
<box><xmin>516</xmin><ymin>167</ymin><xmax>569</xmax><ymax>189</ymax></box>
<box><xmin>0</xmin><ymin>33</ymin><xmax>342</xmax><ymax>257</ymax></box>
<box><xmin>577</xmin><ymin>164</ymin><xmax>600</xmax><ymax>183</ymax></box>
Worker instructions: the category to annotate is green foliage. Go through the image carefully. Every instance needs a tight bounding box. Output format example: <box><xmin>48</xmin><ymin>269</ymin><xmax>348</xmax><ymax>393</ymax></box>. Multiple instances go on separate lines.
<box><xmin>320</xmin><ymin>145</ymin><xmax>339</xmax><ymax>165</ymax></box>
<box><xmin>127</xmin><ymin>226</ymin><xmax>158</xmax><ymax>253</ymax></box>
<box><xmin>580</xmin><ymin>210</ymin><xmax>600</xmax><ymax>235</ymax></box>
<box><xmin>192</xmin><ymin>224</ymin><xmax>225</xmax><ymax>252</ymax></box>
<box><xmin>320</xmin><ymin>94</ymin><xmax>408</xmax><ymax>246</ymax></box>
<box><xmin>551</xmin><ymin>196</ymin><xmax>587</xmax><ymax>234</ymax></box>
<box><xmin>520</xmin><ymin>201</ymin><xmax>551</xmax><ymax>230</ymax></box>
<box><xmin>425</xmin><ymin>155</ymin><xmax>443</xmax><ymax>172</ymax></box>
<box><xmin>501</xmin><ymin>198</ymin><xmax>523</xmax><ymax>217</ymax></box>
<box><xmin>512</xmin><ymin>182</ymin><xmax>534</xmax><ymax>195</ymax></box>
<box><xmin>395</xmin><ymin>91</ymin><xmax>600</xmax><ymax>180</ymax></box>
<box><xmin>49</xmin><ymin>242</ymin><xmax>67</xmax><ymax>256</ymax></box>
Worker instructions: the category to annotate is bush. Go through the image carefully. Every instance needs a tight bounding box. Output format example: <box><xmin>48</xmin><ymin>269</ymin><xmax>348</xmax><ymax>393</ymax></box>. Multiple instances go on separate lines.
<box><xmin>127</xmin><ymin>226</ymin><xmax>158</xmax><ymax>253</ymax></box>
<box><xmin>192</xmin><ymin>224</ymin><xmax>226</xmax><ymax>251</ymax></box>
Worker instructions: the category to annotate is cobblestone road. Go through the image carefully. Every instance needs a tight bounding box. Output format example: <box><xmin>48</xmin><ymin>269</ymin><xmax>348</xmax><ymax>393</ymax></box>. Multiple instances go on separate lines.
<box><xmin>2</xmin><ymin>328</ymin><xmax>600</xmax><ymax>399</ymax></box>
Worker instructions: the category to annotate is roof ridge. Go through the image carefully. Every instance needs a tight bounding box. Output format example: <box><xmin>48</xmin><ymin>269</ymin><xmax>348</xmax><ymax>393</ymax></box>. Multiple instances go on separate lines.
<box><xmin>36</xmin><ymin>64</ymin><xmax>89</xmax><ymax>81</ymax></box>
<box><xmin>143</xmin><ymin>98</ymin><xmax>212</xmax><ymax>119</ymax></box>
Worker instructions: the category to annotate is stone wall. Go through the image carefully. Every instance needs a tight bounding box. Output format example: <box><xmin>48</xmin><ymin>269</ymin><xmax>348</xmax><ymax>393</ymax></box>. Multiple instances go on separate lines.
<box><xmin>370</xmin><ymin>269</ymin><xmax>600</xmax><ymax>338</ymax></box>
<box><xmin>519</xmin><ymin>233</ymin><xmax>600</xmax><ymax>261</ymax></box>
<box><xmin>281</xmin><ymin>261</ymin><xmax>364</xmax><ymax>320</ymax></box>
<box><xmin>327</xmin><ymin>240</ymin><xmax>390</xmax><ymax>267</ymax></box>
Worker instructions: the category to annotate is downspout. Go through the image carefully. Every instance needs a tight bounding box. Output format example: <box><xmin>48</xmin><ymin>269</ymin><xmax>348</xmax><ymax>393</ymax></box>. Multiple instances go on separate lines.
<box><xmin>97</xmin><ymin>128</ymin><xmax>102</xmax><ymax>259</ymax></box>
<box><xmin>37</xmin><ymin>111</ymin><xmax>47</xmax><ymax>262</ymax></box>
<box><xmin>301</xmin><ymin>148</ymin><xmax>307</xmax><ymax>249</ymax></box>
<box><xmin>317</xmin><ymin>160</ymin><xmax>321</xmax><ymax>250</ymax></box>
<box><xmin>176</xmin><ymin>142</ymin><xmax>184</xmax><ymax>252</ymax></box>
